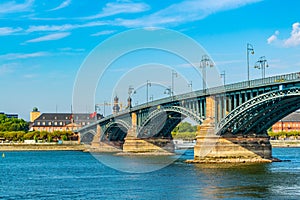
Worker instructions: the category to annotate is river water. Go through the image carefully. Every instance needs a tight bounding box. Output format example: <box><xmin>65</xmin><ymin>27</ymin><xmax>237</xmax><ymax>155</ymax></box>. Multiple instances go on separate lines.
<box><xmin>0</xmin><ymin>148</ymin><xmax>299</xmax><ymax>199</ymax></box>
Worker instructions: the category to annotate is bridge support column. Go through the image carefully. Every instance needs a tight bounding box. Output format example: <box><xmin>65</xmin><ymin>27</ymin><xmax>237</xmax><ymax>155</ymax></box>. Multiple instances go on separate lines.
<box><xmin>192</xmin><ymin>96</ymin><xmax>273</xmax><ymax>163</ymax></box>
<box><xmin>122</xmin><ymin>112</ymin><xmax>174</xmax><ymax>154</ymax></box>
<box><xmin>192</xmin><ymin>133</ymin><xmax>272</xmax><ymax>163</ymax></box>
<box><xmin>193</xmin><ymin>120</ymin><xmax>272</xmax><ymax>163</ymax></box>
<box><xmin>123</xmin><ymin>128</ymin><xmax>175</xmax><ymax>155</ymax></box>
<box><xmin>88</xmin><ymin>125</ymin><xmax>122</xmax><ymax>152</ymax></box>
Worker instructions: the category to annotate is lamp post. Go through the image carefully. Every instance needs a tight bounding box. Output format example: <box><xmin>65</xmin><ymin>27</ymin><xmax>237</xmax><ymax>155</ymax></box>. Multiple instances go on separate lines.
<box><xmin>146</xmin><ymin>80</ymin><xmax>151</xmax><ymax>104</ymax></box>
<box><xmin>220</xmin><ymin>71</ymin><xmax>226</xmax><ymax>85</ymax></box>
<box><xmin>164</xmin><ymin>87</ymin><xmax>172</xmax><ymax>97</ymax></box>
<box><xmin>254</xmin><ymin>56</ymin><xmax>269</xmax><ymax>83</ymax></box>
<box><xmin>200</xmin><ymin>55</ymin><xmax>214</xmax><ymax>92</ymax></box>
<box><xmin>188</xmin><ymin>81</ymin><xmax>193</xmax><ymax>92</ymax></box>
<box><xmin>128</xmin><ymin>85</ymin><xmax>135</xmax><ymax>97</ymax></box>
<box><xmin>247</xmin><ymin>43</ymin><xmax>255</xmax><ymax>86</ymax></box>
<box><xmin>171</xmin><ymin>70</ymin><xmax>177</xmax><ymax>97</ymax></box>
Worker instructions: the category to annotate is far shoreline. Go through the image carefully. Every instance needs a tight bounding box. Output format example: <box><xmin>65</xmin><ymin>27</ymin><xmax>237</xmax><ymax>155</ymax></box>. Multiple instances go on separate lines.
<box><xmin>0</xmin><ymin>143</ymin><xmax>86</xmax><ymax>151</ymax></box>
<box><xmin>0</xmin><ymin>139</ymin><xmax>300</xmax><ymax>152</ymax></box>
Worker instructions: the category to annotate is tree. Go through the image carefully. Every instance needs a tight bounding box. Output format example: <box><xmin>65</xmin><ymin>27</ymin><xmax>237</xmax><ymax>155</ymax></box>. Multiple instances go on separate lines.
<box><xmin>0</xmin><ymin>114</ymin><xmax>29</xmax><ymax>132</ymax></box>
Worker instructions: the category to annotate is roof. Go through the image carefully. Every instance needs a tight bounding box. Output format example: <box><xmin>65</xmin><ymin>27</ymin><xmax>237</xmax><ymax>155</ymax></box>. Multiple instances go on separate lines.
<box><xmin>281</xmin><ymin>111</ymin><xmax>300</xmax><ymax>122</ymax></box>
<box><xmin>34</xmin><ymin>113</ymin><xmax>103</xmax><ymax>121</ymax></box>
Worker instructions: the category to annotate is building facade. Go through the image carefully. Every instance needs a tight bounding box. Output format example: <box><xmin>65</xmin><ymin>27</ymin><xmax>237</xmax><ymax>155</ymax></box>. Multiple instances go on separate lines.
<box><xmin>31</xmin><ymin>113</ymin><xmax>103</xmax><ymax>132</ymax></box>
<box><xmin>272</xmin><ymin>111</ymin><xmax>300</xmax><ymax>132</ymax></box>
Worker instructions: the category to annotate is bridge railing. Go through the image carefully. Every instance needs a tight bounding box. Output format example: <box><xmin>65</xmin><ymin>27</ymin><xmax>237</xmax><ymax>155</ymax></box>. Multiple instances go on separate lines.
<box><xmin>115</xmin><ymin>72</ymin><xmax>300</xmax><ymax>116</ymax></box>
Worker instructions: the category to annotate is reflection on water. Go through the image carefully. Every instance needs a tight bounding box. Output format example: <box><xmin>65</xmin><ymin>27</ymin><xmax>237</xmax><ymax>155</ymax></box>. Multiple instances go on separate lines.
<box><xmin>193</xmin><ymin>163</ymin><xmax>271</xmax><ymax>199</ymax></box>
<box><xmin>0</xmin><ymin>148</ymin><xmax>299</xmax><ymax>199</ymax></box>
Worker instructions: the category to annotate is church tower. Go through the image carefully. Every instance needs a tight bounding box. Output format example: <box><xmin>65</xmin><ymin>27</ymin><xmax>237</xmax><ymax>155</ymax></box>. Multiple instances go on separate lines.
<box><xmin>30</xmin><ymin>107</ymin><xmax>41</xmax><ymax>122</ymax></box>
<box><xmin>113</xmin><ymin>96</ymin><xmax>120</xmax><ymax>114</ymax></box>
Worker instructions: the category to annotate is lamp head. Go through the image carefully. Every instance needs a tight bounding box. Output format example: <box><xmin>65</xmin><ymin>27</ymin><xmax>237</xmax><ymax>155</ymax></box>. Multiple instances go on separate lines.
<box><xmin>251</xmin><ymin>50</ymin><xmax>254</xmax><ymax>55</ymax></box>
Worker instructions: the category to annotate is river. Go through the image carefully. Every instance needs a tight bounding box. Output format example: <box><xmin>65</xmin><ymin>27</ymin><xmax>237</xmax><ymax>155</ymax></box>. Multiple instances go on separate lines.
<box><xmin>0</xmin><ymin>148</ymin><xmax>299</xmax><ymax>199</ymax></box>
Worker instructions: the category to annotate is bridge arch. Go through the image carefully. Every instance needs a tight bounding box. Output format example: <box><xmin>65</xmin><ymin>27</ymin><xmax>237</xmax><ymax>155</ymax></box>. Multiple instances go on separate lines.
<box><xmin>217</xmin><ymin>87</ymin><xmax>300</xmax><ymax>135</ymax></box>
<box><xmin>137</xmin><ymin>106</ymin><xmax>203</xmax><ymax>138</ymax></box>
<box><xmin>80</xmin><ymin>129</ymin><xmax>96</xmax><ymax>144</ymax></box>
<box><xmin>102</xmin><ymin>120</ymin><xmax>131</xmax><ymax>142</ymax></box>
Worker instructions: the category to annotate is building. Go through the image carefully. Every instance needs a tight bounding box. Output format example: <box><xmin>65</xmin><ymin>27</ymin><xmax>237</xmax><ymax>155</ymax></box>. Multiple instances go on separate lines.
<box><xmin>272</xmin><ymin>111</ymin><xmax>300</xmax><ymax>132</ymax></box>
<box><xmin>0</xmin><ymin>112</ymin><xmax>18</xmax><ymax>118</ymax></box>
<box><xmin>31</xmin><ymin>112</ymin><xmax>103</xmax><ymax>132</ymax></box>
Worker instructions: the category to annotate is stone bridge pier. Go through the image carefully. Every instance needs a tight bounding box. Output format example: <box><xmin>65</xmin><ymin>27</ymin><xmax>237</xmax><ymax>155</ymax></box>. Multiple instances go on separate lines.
<box><xmin>193</xmin><ymin>96</ymin><xmax>272</xmax><ymax>163</ymax></box>
<box><xmin>122</xmin><ymin>112</ymin><xmax>175</xmax><ymax>154</ymax></box>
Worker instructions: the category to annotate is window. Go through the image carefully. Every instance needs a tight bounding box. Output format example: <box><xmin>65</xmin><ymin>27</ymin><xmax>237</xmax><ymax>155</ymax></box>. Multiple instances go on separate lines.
<box><xmin>60</xmin><ymin>122</ymin><xmax>63</xmax><ymax>125</ymax></box>
<box><xmin>42</xmin><ymin>122</ymin><xmax>45</xmax><ymax>125</ymax></box>
<box><xmin>54</xmin><ymin>122</ymin><xmax>58</xmax><ymax>125</ymax></box>
<box><xmin>49</xmin><ymin>122</ymin><xmax>52</xmax><ymax>125</ymax></box>
<box><xmin>54</xmin><ymin>116</ymin><xmax>57</xmax><ymax>119</ymax></box>
<box><xmin>37</xmin><ymin>122</ymin><xmax>40</xmax><ymax>125</ymax></box>
<box><xmin>66</xmin><ymin>117</ymin><xmax>68</xmax><ymax>119</ymax></box>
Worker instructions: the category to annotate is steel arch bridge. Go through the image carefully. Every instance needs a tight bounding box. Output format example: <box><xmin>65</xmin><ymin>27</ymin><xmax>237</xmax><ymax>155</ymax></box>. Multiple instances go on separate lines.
<box><xmin>78</xmin><ymin>72</ymin><xmax>300</xmax><ymax>150</ymax></box>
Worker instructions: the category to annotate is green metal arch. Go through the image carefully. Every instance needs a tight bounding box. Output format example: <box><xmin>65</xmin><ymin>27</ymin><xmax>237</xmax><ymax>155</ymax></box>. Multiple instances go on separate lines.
<box><xmin>80</xmin><ymin>129</ymin><xmax>96</xmax><ymax>144</ymax></box>
<box><xmin>101</xmin><ymin>120</ymin><xmax>131</xmax><ymax>140</ymax></box>
<box><xmin>138</xmin><ymin>106</ymin><xmax>202</xmax><ymax>138</ymax></box>
<box><xmin>217</xmin><ymin>87</ymin><xmax>300</xmax><ymax>135</ymax></box>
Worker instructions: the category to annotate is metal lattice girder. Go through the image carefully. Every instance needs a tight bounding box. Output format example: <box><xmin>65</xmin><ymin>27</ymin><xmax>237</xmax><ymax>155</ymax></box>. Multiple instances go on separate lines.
<box><xmin>101</xmin><ymin>119</ymin><xmax>131</xmax><ymax>141</ymax></box>
<box><xmin>139</xmin><ymin>106</ymin><xmax>202</xmax><ymax>130</ymax></box>
<box><xmin>216</xmin><ymin>87</ymin><xmax>300</xmax><ymax>135</ymax></box>
<box><xmin>80</xmin><ymin>129</ymin><xmax>97</xmax><ymax>144</ymax></box>
<box><xmin>137</xmin><ymin>106</ymin><xmax>202</xmax><ymax>138</ymax></box>
<box><xmin>255</xmin><ymin>98</ymin><xmax>300</xmax><ymax>134</ymax></box>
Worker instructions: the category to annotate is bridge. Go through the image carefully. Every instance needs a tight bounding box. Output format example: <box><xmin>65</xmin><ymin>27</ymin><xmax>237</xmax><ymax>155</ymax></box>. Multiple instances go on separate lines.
<box><xmin>77</xmin><ymin>72</ymin><xmax>300</xmax><ymax>162</ymax></box>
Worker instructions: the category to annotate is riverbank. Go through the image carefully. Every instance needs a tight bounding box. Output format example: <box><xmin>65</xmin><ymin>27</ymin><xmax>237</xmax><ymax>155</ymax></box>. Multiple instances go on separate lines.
<box><xmin>0</xmin><ymin>143</ymin><xmax>86</xmax><ymax>151</ymax></box>
<box><xmin>0</xmin><ymin>139</ymin><xmax>300</xmax><ymax>152</ymax></box>
<box><xmin>270</xmin><ymin>140</ymin><xmax>300</xmax><ymax>147</ymax></box>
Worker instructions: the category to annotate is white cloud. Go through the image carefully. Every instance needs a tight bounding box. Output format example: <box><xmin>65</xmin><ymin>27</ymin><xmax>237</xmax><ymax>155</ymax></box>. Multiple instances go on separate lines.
<box><xmin>0</xmin><ymin>52</ymin><xmax>49</xmax><ymax>60</ymax></box>
<box><xmin>113</xmin><ymin>0</ymin><xmax>261</xmax><ymax>28</ymax></box>
<box><xmin>91</xmin><ymin>30</ymin><xmax>116</xmax><ymax>36</ymax></box>
<box><xmin>49</xmin><ymin>0</ymin><xmax>72</xmax><ymax>11</ymax></box>
<box><xmin>0</xmin><ymin>0</ymin><xmax>34</xmax><ymax>14</ymax></box>
<box><xmin>82</xmin><ymin>1</ymin><xmax>150</xmax><ymax>20</ymax></box>
<box><xmin>267</xmin><ymin>30</ymin><xmax>279</xmax><ymax>44</ymax></box>
<box><xmin>267</xmin><ymin>22</ymin><xmax>300</xmax><ymax>47</ymax></box>
<box><xmin>24</xmin><ymin>32</ymin><xmax>70</xmax><ymax>43</ymax></box>
<box><xmin>0</xmin><ymin>27</ymin><xmax>23</xmax><ymax>35</ymax></box>
<box><xmin>26</xmin><ymin>21</ymin><xmax>106</xmax><ymax>33</ymax></box>
<box><xmin>284</xmin><ymin>22</ymin><xmax>300</xmax><ymax>47</ymax></box>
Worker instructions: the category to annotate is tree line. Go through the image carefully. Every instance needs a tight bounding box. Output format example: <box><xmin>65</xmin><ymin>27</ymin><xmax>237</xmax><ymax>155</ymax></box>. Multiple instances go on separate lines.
<box><xmin>0</xmin><ymin>130</ymin><xmax>77</xmax><ymax>142</ymax></box>
<box><xmin>0</xmin><ymin>114</ymin><xmax>29</xmax><ymax>132</ymax></box>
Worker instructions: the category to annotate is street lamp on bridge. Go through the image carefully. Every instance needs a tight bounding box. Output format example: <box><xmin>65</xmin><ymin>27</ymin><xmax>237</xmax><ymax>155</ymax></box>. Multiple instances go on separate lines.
<box><xmin>247</xmin><ymin>43</ymin><xmax>255</xmax><ymax>86</ymax></box>
<box><xmin>146</xmin><ymin>80</ymin><xmax>151</xmax><ymax>104</ymax></box>
<box><xmin>200</xmin><ymin>55</ymin><xmax>214</xmax><ymax>92</ymax></box>
<box><xmin>254</xmin><ymin>56</ymin><xmax>269</xmax><ymax>81</ymax></box>
<box><xmin>171</xmin><ymin>70</ymin><xmax>177</xmax><ymax>97</ymax></box>
<box><xmin>188</xmin><ymin>81</ymin><xmax>193</xmax><ymax>92</ymax></box>
<box><xmin>220</xmin><ymin>71</ymin><xmax>226</xmax><ymax>85</ymax></box>
<box><xmin>164</xmin><ymin>87</ymin><xmax>172</xmax><ymax>97</ymax></box>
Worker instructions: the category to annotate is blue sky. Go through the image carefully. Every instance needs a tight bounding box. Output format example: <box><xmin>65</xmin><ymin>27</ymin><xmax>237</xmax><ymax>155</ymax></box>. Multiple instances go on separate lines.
<box><xmin>0</xmin><ymin>0</ymin><xmax>299</xmax><ymax>120</ymax></box>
